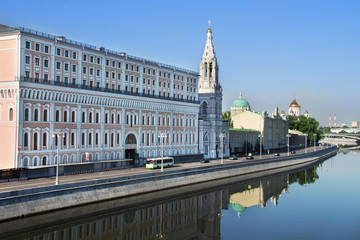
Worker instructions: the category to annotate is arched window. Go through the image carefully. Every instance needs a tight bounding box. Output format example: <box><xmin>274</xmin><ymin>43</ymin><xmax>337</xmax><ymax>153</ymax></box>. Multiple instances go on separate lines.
<box><xmin>111</xmin><ymin>133</ymin><xmax>114</xmax><ymax>147</ymax></box>
<box><xmin>54</xmin><ymin>134</ymin><xmax>58</xmax><ymax>146</ymax></box>
<box><xmin>105</xmin><ymin>113</ymin><xmax>108</xmax><ymax>124</ymax></box>
<box><xmin>71</xmin><ymin>132</ymin><xmax>75</xmax><ymax>146</ymax></box>
<box><xmin>63</xmin><ymin>133</ymin><xmax>67</xmax><ymax>146</ymax></box>
<box><xmin>55</xmin><ymin>110</ymin><xmax>60</xmax><ymax>122</ymax></box>
<box><xmin>89</xmin><ymin>112</ymin><xmax>92</xmax><ymax>123</ymax></box>
<box><xmin>81</xmin><ymin>133</ymin><xmax>85</xmax><ymax>145</ymax></box>
<box><xmin>24</xmin><ymin>108</ymin><xmax>29</xmax><ymax>121</ymax></box>
<box><xmin>34</xmin><ymin>109</ymin><xmax>39</xmax><ymax>121</ymax></box>
<box><xmin>111</xmin><ymin>114</ymin><xmax>114</xmax><ymax>124</ymax></box>
<box><xmin>9</xmin><ymin>108</ymin><xmax>14</xmax><ymax>121</ymax></box>
<box><xmin>43</xmin><ymin>109</ymin><xmax>48</xmax><ymax>121</ymax></box>
<box><xmin>105</xmin><ymin>133</ymin><xmax>108</xmax><ymax>145</ymax></box>
<box><xmin>126</xmin><ymin>115</ymin><xmax>129</xmax><ymax>124</ymax></box>
<box><xmin>205</xmin><ymin>62</ymin><xmax>208</xmax><ymax>77</ymax></box>
<box><xmin>24</xmin><ymin>132</ymin><xmax>29</xmax><ymax>147</ymax></box>
<box><xmin>33</xmin><ymin>132</ymin><xmax>38</xmax><ymax>150</ymax></box>
<box><xmin>95</xmin><ymin>112</ymin><xmax>99</xmax><ymax>123</ymax></box>
<box><xmin>82</xmin><ymin>112</ymin><xmax>86</xmax><ymax>123</ymax></box>
<box><xmin>209</xmin><ymin>62</ymin><xmax>213</xmax><ymax>77</ymax></box>
<box><xmin>42</xmin><ymin>132</ymin><xmax>47</xmax><ymax>147</ymax></box>
<box><xmin>125</xmin><ymin>134</ymin><xmax>137</xmax><ymax>144</ymax></box>
<box><xmin>202</xmin><ymin>102</ymin><xmax>207</xmax><ymax>115</ymax></box>
<box><xmin>42</xmin><ymin>156</ymin><xmax>47</xmax><ymax>165</ymax></box>
<box><xmin>63</xmin><ymin>111</ymin><xmax>67</xmax><ymax>122</ymax></box>
<box><xmin>71</xmin><ymin>111</ymin><xmax>76</xmax><ymax>122</ymax></box>
<box><xmin>95</xmin><ymin>133</ymin><xmax>99</xmax><ymax>145</ymax></box>
<box><xmin>88</xmin><ymin>133</ymin><xmax>92</xmax><ymax>145</ymax></box>
<box><xmin>117</xmin><ymin>114</ymin><xmax>121</xmax><ymax>124</ymax></box>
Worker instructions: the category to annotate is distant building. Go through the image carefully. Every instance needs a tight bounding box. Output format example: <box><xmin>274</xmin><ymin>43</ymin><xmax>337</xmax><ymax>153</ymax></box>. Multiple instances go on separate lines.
<box><xmin>351</xmin><ymin>121</ymin><xmax>359</xmax><ymax>128</ymax></box>
<box><xmin>287</xmin><ymin>97</ymin><xmax>309</xmax><ymax>118</ymax></box>
<box><xmin>230</xmin><ymin>93</ymin><xmax>288</xmax><ymax>150</ymax></box>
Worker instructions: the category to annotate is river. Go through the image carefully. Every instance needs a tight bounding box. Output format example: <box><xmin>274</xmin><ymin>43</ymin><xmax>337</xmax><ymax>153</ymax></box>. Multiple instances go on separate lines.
<box><xmin>1</xmin><ymin>150</ymin><xmax>359</xmax><ymax>240</ymax></box>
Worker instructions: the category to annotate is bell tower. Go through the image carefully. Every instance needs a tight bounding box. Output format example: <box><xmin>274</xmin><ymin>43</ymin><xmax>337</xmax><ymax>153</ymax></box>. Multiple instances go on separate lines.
<box><xmin>198</xmin><ymin>21</ymin><xmax>229</xmax><ymax>159</ymax></box>
<box><xmin>198</xmin><ymin>20</ymin><xmax>222</xmax><ymax>95</ymax></box>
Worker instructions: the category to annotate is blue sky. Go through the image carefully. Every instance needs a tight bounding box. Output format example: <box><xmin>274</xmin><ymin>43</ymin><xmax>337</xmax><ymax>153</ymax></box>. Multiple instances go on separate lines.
<box><xmin>1</xmin><ymin>0</ymin><xmax>359</xmax><ymax>126</ymax></box>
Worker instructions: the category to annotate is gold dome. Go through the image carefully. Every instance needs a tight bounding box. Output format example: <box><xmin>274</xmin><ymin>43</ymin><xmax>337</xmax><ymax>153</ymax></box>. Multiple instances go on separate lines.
<box><xmin>289</xmin><ymin>98</ymin><xmax>300</xmax><ymax>108</ymax></box>
<box><xmin>304</xmin><ymin>110</ymin><xmax>309</xmax><ymax>114</ymax></box>
<box><xmin>281</xmin><ymin>110</ymin><xmax>285</xmax><ymax>114</ymax></box>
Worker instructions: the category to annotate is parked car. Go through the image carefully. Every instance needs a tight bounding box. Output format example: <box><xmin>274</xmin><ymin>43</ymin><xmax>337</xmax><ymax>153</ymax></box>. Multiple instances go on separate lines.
<box><xmin>229</xmin><ymin>155</ymin><xmax>238</xmax><ymax>160</ymax></box>
<box><xmin>274</xmin><ymin>153</ymin><xmax>280</xmax><ymax>156</ymax></box>
<box><xmin>291</xmin><ymin>150</ymin><xmax>296</xmax><ymax>154</ymax></box>
<box><xmin>200</xmin><ymin>159</ymin><xmax>209</xmax><ymax>163</ymax></box>
<box><xmin>246</xmin><ymin>156</ymin><xmax>254</xmax><ymax>160</ymax></box>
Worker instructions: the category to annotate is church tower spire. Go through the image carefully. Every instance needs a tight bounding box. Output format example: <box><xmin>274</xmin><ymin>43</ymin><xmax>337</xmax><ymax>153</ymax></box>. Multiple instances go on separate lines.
<box><xmin>199</xmin><ymin>20</ymin><xmax>221</xmax><ymax>94</ymax></box>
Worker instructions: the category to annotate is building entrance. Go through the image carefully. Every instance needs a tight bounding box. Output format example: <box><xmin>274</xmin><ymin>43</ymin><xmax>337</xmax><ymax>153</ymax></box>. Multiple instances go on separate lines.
<box><xmin>125</xmin><ymin>149</ymin><xmax>136</xmax><ymax>160</ymax></box>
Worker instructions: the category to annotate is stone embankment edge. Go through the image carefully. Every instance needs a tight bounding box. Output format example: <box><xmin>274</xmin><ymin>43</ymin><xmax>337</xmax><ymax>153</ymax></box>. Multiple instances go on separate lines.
<box><xmin>0</xmin><ymin>147</ymin><xmax>337</xmax><ymax>222</ymax></box>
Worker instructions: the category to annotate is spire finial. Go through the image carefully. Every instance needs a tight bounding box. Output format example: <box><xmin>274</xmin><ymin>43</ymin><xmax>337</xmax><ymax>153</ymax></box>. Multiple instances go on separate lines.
<box><xmin>207</xmin><ymin>20</ymin><xmax>212</xmax><ymax>33</ymax></box>
<box><xmin>239</xmin><ymin>92</ymin><xmax>243</xmax><ymax>98</ymax></box>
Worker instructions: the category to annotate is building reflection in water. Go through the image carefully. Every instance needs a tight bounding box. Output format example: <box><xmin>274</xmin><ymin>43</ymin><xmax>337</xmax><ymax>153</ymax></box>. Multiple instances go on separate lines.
<box><xmin>15</xmin><ymin>166</ymin><xmax>319</xmax><ymax>240</ymax></box>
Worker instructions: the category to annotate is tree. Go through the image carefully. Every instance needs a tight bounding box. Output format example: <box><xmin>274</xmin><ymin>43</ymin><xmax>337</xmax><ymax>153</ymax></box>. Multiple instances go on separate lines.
<box><xmin>288</xmin><ymin>115</ymin><xmax>322</xmax><ymax>142</ymax></box>
<box><xmin>222</xmin><ymin>111</ymin><xmax>233</xmax><ymax>128</ymax></box>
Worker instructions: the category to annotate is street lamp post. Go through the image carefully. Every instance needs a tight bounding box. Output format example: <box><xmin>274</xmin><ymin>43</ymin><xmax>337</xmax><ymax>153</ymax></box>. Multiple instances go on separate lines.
<box><xmin>313</xmin><ymin>133</ymin><xmax>317</xmax><ymax>152</ymax></box>
<box><xmin>158</xmin><ymin>132</ymin><xmax>166</xmax><ymax>172</ymax></box>
<box><xmin>304</xmin><ymin>134</ymin><xmax>308</xmax><ymax>153</ymax></box>
<box><xmin>219</xmin><ymin>133</ymin><xmax>226</xmax><ymax>164</ymax></box>
<box><xmin>258</xmin><ymin>134</ymin><xmax>263</xmax><ymax>159</ymax></box>
<box><xmin>286</xmin><ymin>134</ymin><xmax>291</xmax><ymax>156</ymax></box>
<box><xmin>52</xmin><ymin>131</ymin><xmax>63</xmax><ymax>185</ymax></box>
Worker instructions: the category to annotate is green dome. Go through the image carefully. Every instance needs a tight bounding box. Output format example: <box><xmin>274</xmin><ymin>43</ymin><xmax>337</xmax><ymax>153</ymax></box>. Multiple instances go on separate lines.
<box><xmin>231</xmin><ymin>203</ymin><xmax>246</xmax><ymax>213</ymax></box>
<box><xmin>231</xmin><ymin>93</ymin><xmax>250</xmax><ymax>109</ymax></box>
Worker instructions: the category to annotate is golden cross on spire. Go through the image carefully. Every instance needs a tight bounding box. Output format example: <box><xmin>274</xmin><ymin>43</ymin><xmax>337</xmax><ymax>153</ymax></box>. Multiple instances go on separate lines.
<box><xmin>207</xmin><ymin>20</ymin><xmax>212</xmax><ymax>33</ymax></box>
<box><xmin>208</xmin><ymin>20</ymin><xmax>211</xmax><ymax>28</ymax></box>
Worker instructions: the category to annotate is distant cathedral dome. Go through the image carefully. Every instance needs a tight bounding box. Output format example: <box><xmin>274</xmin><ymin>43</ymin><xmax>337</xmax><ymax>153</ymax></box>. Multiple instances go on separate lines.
<box><xmin>231</xmin><ymin>93</ymin><xmax>250</xmax><ymax>110</ymax></box>
<box><xmin>289</xmin><ymin>98</ymin><xmax>300</xmax><ymax>108</ymax></box>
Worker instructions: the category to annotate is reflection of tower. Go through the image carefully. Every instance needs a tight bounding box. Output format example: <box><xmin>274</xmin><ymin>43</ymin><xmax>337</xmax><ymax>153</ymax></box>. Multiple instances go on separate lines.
<box><xmin>329</xmin><ymin>114</ymin><xmax>332</xmax><ymax>127</ymax></box>
<box><xmin>334</xmin><ymin>113</ymin><xmax>337</xmax><ymax>127</ymax></box>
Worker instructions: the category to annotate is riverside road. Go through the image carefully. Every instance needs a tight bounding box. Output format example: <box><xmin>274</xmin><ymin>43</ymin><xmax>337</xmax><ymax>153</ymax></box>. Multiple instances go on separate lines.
<box><xmin>0</xmin><ymin>146</ymin><xmax>329</xmax><ymax>194</ymax></box>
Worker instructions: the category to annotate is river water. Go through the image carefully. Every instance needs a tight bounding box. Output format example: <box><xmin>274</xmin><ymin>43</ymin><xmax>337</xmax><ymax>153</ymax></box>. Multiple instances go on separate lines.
<box><xmin>3</xmin><ymin>150</ymin><xmax>360</xmax><ymax>240</ymax></box>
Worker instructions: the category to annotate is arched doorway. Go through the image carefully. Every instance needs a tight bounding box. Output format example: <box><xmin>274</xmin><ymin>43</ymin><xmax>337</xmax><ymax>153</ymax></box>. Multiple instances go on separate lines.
<box><xmin>125</xmin><ymin>133</ymin><xmax>137</xmax><ymax>161</ymax></box>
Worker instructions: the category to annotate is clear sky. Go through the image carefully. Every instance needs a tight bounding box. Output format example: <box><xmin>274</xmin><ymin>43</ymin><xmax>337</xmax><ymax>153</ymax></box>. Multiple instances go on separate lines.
<box><xmin>1</xmin><ymin>0</ymin><xmax>359</xmax><ymax>126</ymax></box>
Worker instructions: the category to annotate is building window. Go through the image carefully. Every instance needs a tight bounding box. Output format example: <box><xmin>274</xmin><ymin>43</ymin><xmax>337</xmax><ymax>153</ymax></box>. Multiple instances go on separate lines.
<box><xmin>43</xmin><ymin>109</ymin><xmax>48</xmax><ymax>121</ymax></box>
<box><xmin>82</xmin><ymin>112</ymin><xmax>86</xmax><ymax>123</ymax></box>
<box><xmin>71</xmin><ymin>111</ymin><xmax>76</xmax><ymax>122</ymax></box>
<box><xmin>55</xmin><ymin>110</ymin><xmax>60</xmax><ymax>122</ymax></box>
<box><xmin>71</xmin><ymin>133</ymin><xmax>75</xmax><ymax>146</ymax></box>
<box><xmin>9</xmin><ymin>108</ymin><xmax>14</xmax><ymax>121</ymax></box>
<box><xmin>105</xmin><ymin>133</ymin><xmax>108</xmax><ymax>145</ymax></box>
<box><xmin>72</xmin><ymin>65</ymin><xmax>76</xmax><ymax>72</ymax></box>
<box><xmin>34</xmin><ymin>109</ymin><xmax>39</xmax><ymax>121</ymax></box>
<box><xmin>83</xmin><ymin>67</ymin><xmax>86</xmax><ymax>74</ymax></box>
<box><xmin>24</xmin><ymin>108</ymin><xmax>29</xmax><ymax>121</ymax></box>
<box><xmin>56</xmin><ymin>48</ymin><xmax>61</xmax><ymax>56</ymax></box>
<box><xmin>90</xmin><ymin>56</ymin><xmax>94</xmax><ymax>63</ymax></box>
<box><xmin>44</xmin><ymin>59</ymin><xmax>49</xmax><ymax>68</ymax></box>
<box><xmin>43</xmin><ymin>132</ymin><xmax>47</xmax><ymax>147</ymax></box>
<box><xmin>82</xmin><ymin>133</ymin><xmax>85</xmax><ymax>146</ymax></box>
<box><xmin>73</xmin><ymin>52</ymin><xmax>77</xmax><ymax>59</ymax></box>
<box><xmin>97</xmin><ymin>57</ymin><xmax>101</xmax><ymax>64</ymax></box>
<box><xmin>97</xmin><ymin>69</ymin><xmax>100</xmax><ymax>76</ymax></box>
<box><xmin>105</xmin><ymin>113</ymin><xmax>108</xmax><ymax>124</ymax></box>
<box><xmin>56</xmin><ymin>62</ymin><xmax>61</xmax><ymax>70</ymax></box>
<box><xmin>95</xmin><ymin>113</ymin><xmax>99</xmax><ymax>123</ymax></box>
<box><xmin>64</xmin><ymin>63</ymin><xmax>69</xmax><ymax>71</ymax></box>
<box><xmin>65</xmin><ymin>50</ymin><xmax>69</xmax><ymax>58</ymax></box>
<box><xmin>83</xmin><ymin>54</ymin><xmax>87</xmax><ymax>61</ymax></box>
<box><xmin>63</xmin><ymin>111</ymin><xmax>67</xmax><ymax>122</ymax></box>
<box><xmin>35</xmin><ymin>43</ymin><xmax>40</xmax><ymax>51</ymax></box>
<box><xmin>95</xmin><ymin>133</ymin><xmax>99</xmax><ymax>145</ymax></box>
<box><xmin>24</xmin><ymin>132</ymin><xmax>29</xmax><ymax>147</ymax></box>
<box><xmin>25</xmin><ymin>41</ymin><xmax>30</xmax><ymax>49</ymax></box>
<box><xmin>35</xmin><ymin>58</ymin><xmax>40</xmax><ymax>66</ymax></box>
<box><xmin>25</xmin><ymin>56</ymin><xmax>30</xmax><ymax>64</ymax></box>
<box><xmin>33</xmin><ymin>133</ymin><xmax>38</xmax><ymax>150</ymax></box>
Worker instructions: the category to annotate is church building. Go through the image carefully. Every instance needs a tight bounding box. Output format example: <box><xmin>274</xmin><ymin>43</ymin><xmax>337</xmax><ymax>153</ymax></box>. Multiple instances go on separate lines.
<box><xmin>198</xmin><ymin>22</ymin><xmax>230</xmax><ymax>159</ymax></box>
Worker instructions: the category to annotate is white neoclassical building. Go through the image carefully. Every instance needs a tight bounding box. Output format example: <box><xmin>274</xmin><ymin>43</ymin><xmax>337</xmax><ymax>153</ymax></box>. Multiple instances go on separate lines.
<box><xmin>198</xmin><ymin>22</ymin><xmax>229</xmax><ymax>159</ymax></box>
<box><xmin>0</xmin><ymin>25</ymin><xmax>199</xmax><ymax>169</ymax></box>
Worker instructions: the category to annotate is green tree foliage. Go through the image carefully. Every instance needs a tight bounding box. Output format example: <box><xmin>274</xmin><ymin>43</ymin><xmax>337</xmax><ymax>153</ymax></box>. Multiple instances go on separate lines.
<box><xmin>222</xmin><ymin>111</ymin><xmax>233</xmax><ymax>128</ymax></box>
<box><xmin>288</xmin><ymin>115</ymin><xmax>322</xmax><ymax>141</ymax></box>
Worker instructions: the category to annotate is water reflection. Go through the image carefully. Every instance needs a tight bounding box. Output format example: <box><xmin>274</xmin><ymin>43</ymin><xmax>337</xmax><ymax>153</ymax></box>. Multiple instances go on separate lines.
<box><xmin>4</xmin><ymin>164</ymin><xmax>323</xmax><ymax>240</ymax></box>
